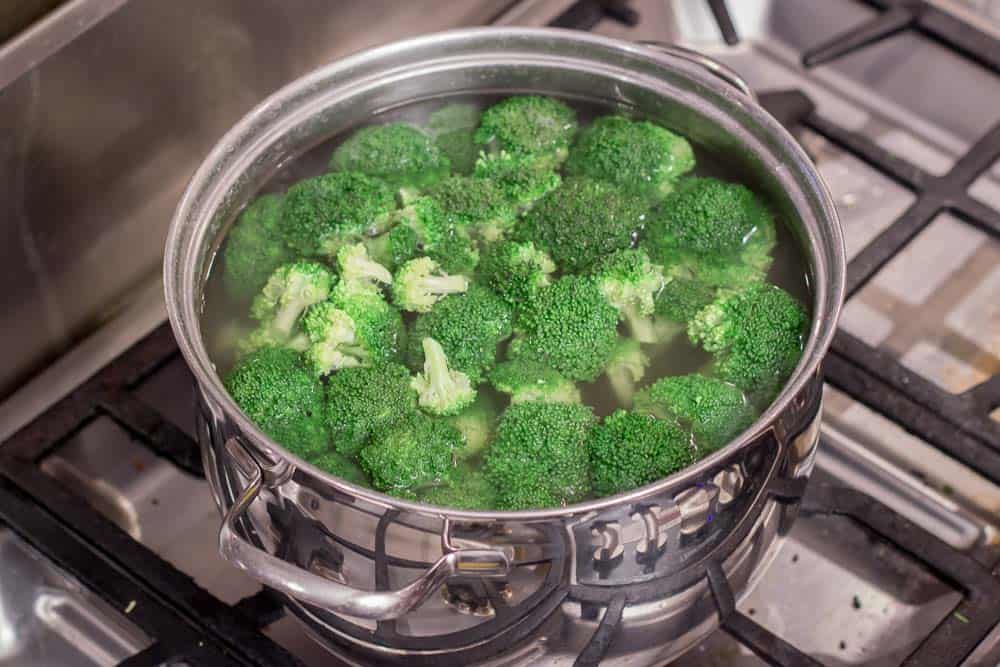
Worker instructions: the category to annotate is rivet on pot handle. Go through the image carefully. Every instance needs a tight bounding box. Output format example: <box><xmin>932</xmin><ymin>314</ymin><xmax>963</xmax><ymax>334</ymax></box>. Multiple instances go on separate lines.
<box><xmin>218</xmin><ymin>438</ymin><xmax>511</xmax><ymax>620</ymax></box>
<box><xmin>638</xmin><ymin>41</ymin><xmax>756</xmax><ymax>102</ymax></box>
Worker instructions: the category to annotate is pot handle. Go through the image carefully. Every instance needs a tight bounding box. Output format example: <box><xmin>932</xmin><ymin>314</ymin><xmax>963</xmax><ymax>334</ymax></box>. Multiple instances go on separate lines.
<box><xmin>218</xmin><ymin>438</ymin><xmax>510</xmax><ymax>620</ymax></box>
<box><xmin>638</xmin><ymin>41</ymin><xmax>756</xmax><ymax>102</ymax></box>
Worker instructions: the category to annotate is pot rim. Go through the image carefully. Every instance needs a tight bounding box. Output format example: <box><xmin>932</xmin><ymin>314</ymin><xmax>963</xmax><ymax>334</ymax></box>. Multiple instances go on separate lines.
<box><xmin>164</xmin><ymin>26</ymin><xmax>845</xmax><ymax>521</ymax></box>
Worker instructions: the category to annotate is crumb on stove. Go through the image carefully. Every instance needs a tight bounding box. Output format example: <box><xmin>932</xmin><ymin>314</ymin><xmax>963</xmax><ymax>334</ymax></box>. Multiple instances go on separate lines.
<box><xmin>791</xmin><ymin>553</ymin><xmax>799</xmax><ymax>563</ymax></box>
<box><xmin>954</xmin><ymin>611</ymin><xmax>970</xmax><ymax>624</ymax></box>
<box><xmin>839</xmin><ymin>640</ymin><xmax>847</xmax><ymax>650</ymax></box>
<box><xmin>748</xmin><ymin>608</ymin><xmax>756</xmax><ymax>616</ymax></box>
<box><xmin>124</xmin><ymin>600</ymin><xmax>136</xmax><ymax>614</ymax></box>
<box><xmin>852</xmin><ymin>595</ymin><xmax>861</xmax><ymax>610</ymax></box>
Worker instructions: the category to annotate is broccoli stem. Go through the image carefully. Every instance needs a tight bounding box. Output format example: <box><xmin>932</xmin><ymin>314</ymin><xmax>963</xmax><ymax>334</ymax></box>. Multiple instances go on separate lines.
<box><xmin>622</xmin><ymin>305</ymin><xmax>657</xmax><ymax>344</ymax></box>
<box><xmin>422</xmin><ymin>337</ymin><xmax>457</xmax><ymax>398</ymax></box>
<box><xmin>273</xmin><ymin>299</ymin><xmax>308</xmax><ymax>337</ymax></box>
<box><xmin>608</xmin><ymin>365</ymin><xmax>640</xmax><ymax>406</ymax></box>
<box><xmin>421</xmin><ymin>274</ymin><xmax>470</xmax><ymax>296</ymax></box>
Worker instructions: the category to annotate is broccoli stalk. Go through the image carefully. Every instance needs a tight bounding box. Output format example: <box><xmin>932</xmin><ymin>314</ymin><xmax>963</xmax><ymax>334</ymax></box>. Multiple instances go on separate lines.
<box><xmin>605</xmin><ymin>339</ymin><xmax>649</xmax><ymax>406</ymax></box>
<box><xmin>335</xmin><ymin>243</ymin><xmax>392</xmax><ymax>291</ymax></box>
<box><xmin>411</xmin><ymin>338</ymin><xmax>477</xmax><ymax>417</ymax></box>
<box><xmin>392</xmin><ymin>257</ymin><xmax>469</xmax><ymax>313</ymax></box>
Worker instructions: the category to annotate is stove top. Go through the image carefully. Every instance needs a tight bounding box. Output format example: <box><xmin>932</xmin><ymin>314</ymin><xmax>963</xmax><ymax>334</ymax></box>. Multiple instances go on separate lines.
<box><xmin>1</xmin><ymin>1</ymin><xmax>999</xmax><ymax>665</ymax></box>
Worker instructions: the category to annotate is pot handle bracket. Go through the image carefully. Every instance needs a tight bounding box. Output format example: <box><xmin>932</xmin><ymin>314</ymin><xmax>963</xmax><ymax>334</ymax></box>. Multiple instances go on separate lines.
<box><xmin>218</xmin><ymin>438</ymin><xmax>510</xmax><ymax>620</ymax></box>
<box><xmin>638</xmin><ymin>41</ymin><xmax>756</xmax><ymax>102</ymax></box>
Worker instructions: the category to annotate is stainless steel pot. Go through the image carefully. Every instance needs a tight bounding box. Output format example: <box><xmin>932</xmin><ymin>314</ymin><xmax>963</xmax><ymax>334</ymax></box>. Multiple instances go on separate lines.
<box><xmin>164</xmin><ymin>28</ymin><xmax>845</xmax><ymax>666</ymax></box>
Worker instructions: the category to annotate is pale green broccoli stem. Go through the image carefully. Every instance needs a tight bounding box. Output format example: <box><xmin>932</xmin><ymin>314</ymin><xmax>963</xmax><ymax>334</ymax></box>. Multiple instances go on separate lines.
<box><xmin>305</xmin><ymin>308</ymin><xmax>367</xmax><ymax>375</ymax></box>
<box><xmin>337</xmin><ymin>244</ymin><xmax>393</xmax><ymax>287</ymax></box>
<box><xmin>398</xmin><ymin>186</ymin><xmax>422</xmax><ymax>205</ymax></box>
<box><xmin>411</xmin><ymin>338</ymin><xmax>476</xmax><ymax>416</ymax></box>
<box><xmin>394</xmin><ymin>258</ymin><xmax>470</xmax><ymax>312</ymax></box>
<box><xmin>622</xmin><ymin>305</ymin><xmax>657</xmax><ymax>344</ymax></box>
<box><xmin>512</xmin><ymin>381</ymin><xmax>581</xmax><ymax>405</ymax></box>
<box><xmin>606</xmin><ymin>344</ymin><xmax>648</xmax><ymax>406</ymax></box>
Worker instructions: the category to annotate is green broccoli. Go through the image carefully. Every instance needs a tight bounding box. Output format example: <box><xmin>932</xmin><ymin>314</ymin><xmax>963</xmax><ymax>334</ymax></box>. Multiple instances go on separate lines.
<box><xmin>312</xmin><ymin>451</ymin><xmax>370</xmax><ymax>486</ymax></box>
<box><xmin>589</xmin><ymin>248</ymin><xmax>666</xmax><ymax>343</ymax></box>
<box><xmin>474</xmin><ymin>96</ymin><xmax>577</xmax><ymax>168</ymax></box>
<box><xmin>325</xmin><ymin>363</ymin><xmax>417</xmax><ymax>457</ymax></box>
<box><xmin>280</xmin><ymin>172</ymin><xmax>397</xmax><ymax>257</ymax></box>
<box><xmin>407</xmin><ymin>285</ymin><xmax>513</xmax><ymax>384</ymax></box>
<box><xmin>488</xmin><ymin>359</ymin><xmax>581</xmax><ymax>405</ymax></box>
<box><xmin>447</xmin><ymin>393</ymin><xmax>499</xmax><ymax>461</ymax></box>
<box><xmin>429</xmin><ymin>176</ymin><xmax>518</xmax><ymax>242</ymax></box>
<box><xmin>484</xmin><ymin>401</ymin><xmax>594</xmax><ymax>510</ymax></box>
<box><xmin>330</xmin><ymin>284</ymin><xmax>404</xmax><ymax>362</ymax></box>
<box><xmin>392</xmin><ymin>257</ymin><xmax>470</xmax><ymax>313</ymax></box>
<box><xmin>335</xmin><ymin>242</ymin><xmax>393</xmax><ymax>291</ymax></box>
<box><xmin>604</xmin><ymin>339</ymin><xmax>649</xmax><ymax>406</ymax></box>
<box><xmin>634</xmin><ymin>374</ymin><xmax>754</xmax><ymax>452</ymax></box>
<box><xmin>301</xmin><ymin>302</ymin><xmax>363</xmax><ymax>375</ymax></box>
<box><xmin>688</xmin><ymin>283</ymin><xmax>808</xmax><ymax>396</ymax></box>
<box><xmin>359</xmin><ymin>413</ymin><xmax>461</xmax><ymax>496</ymax></box>
<box><xmin>411</xmin><ymin>337</ymin><xmax>476</xmax><ymax>416</ymax></box>
<box><xmin>242</xmin><ymin>261</ymin><xmax>335</xmax><ymax>354</ymax></box>
<box><xmin>477</xmin><ymin>240</ymin><xmax>555</xmax><ymax>312</ymax></box>
<box><xmin>508</xmin><ymin>276</ymin><xmax>619</xmax><ymax>382</ymax></box>
<box><xmin>515</xmin><ymin>177</ymin><xmax>649</xmax><ymax>272</ymax></box>
<box><xmin>224</xmin><ymin>347</ymin><xmax>328</xmax><ymax>458</ymax></box>
<box><xmin>417</xmin><ymin>467</ymin><xmax>498</xmax><ymax>510</ymax></box>
<box><xmin>379</xmin><ymin>196</ymin><xmax>449</xmax><ymax>268</ymax></box>
<box><xmin>643</xmin><ymin>177</ymin><xmax>776</xmax><ymax>287</ymax></box>
<box><xmin>430</xmin><ymin>225</ymin><xmax>481</xmax><ymax>274</ymax></box>
<box><xmin>473</xmin><ymin>151</ymin><xmax>561</xmax><ymax>208</ymax></box>
<box><xmin>329</xmin><ymin>123</ymin><xmax>450</xmax><ymax>197</ymax></box>
<box><xmin>222</xmin><ymin>194</ymin><xmax>293</xmax><ymax>302</ymax></box>
<box><xmin>587</xmin><ymin>410</ymin><xmax>692</xmax><ymax>497</ymax></box>
<box><xmin>654</xmin><ymin>273</ymin><xmax>717</xmax><ymax>325</ymax></box>
<box><xmin>428</xmin><ymin>104</ymin><xmax>481</xmax><ymax>175</ymax></box>
<box><xmin>564</xmin><ymin>115</ymin><xmax>694</xmax><ymax>200</ymax></box>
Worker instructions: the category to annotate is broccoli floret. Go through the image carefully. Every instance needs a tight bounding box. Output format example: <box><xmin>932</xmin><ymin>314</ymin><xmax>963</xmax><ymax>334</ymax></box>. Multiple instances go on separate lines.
<box><xmin>643</xmin><ymin>177</ymin><xmax>776</xmax><ymax>287</ymax></box>
<box><xmin>565</xmin><ymin>115</ymin><xmax>694</xmax><ymax>200</ymax></box>
<box><xmin>474</xmin><ymin>96</ymin><xmax>577</xmax><ymax>168</ymax></box>
<box><xmin>329</xmin><ymin>123</ymin><xmax>450</xmax><ymax>196</ymax></box>
<box><xmin>588</xmin><ymin>410</ymin><xmax>692</xmax><ymax>497</ymax></box>
<box><xmin>392</xmin><ymin>257</ymin><xmax>469</xmax><ymax>313</ymax></box>
<box><xmin>688</xmin><ymin>283</ymin><xmax>808</xmax><ymax>396</ymax></box>
<box><xmin>477</xmin><ymin>240</ymin><xmax>555</xmax><ymax>313</ymax></box>
<box><xmin>605</xmin><ymin>339</ymin><xmax>649</xmax><ymax>406</ymax></box>
<box><xmin>411</xmin><ymin>337</ymin><xmax>476</xmax><ymax>416</ymax></box>
<box><xmin>447</xmin><ymin>394</ymin><xmax>499</xmax><ymax>461</ymax></box>
<box><xmin>429</xmin><ymin>176</ymin><xmax>518</xmax><ymax>242</ymax></box>
<box><xmin>473</xmin><ymin>151</ymin><xmax>561</xmax><ymax>208</ymax></box>
<box><xmin>407</xmin><ymin>285</ymin><xmax>513</xmax><ymax>384</ymax></box>
<box><xmin>428</xmin><ymin>104</ymin><xmax>481</xmax><ymax>175</ymax></box>
<box><xmin>515</xmin><ymin>178</ymin><xmax>649</xmax><ymax>273</ymax></box>
<box><xmin>634</xmin><ymin>374</ymin><xmax>754</xmax><ymax>452</ymax></box>
<box><xmin>359</xmin><ymin>414</ymin><xmax>461</xmax><ymax>496</ymax></box>
<box><xmin>589</xmin><ymin>248</ymin><xmax>666</xmax><ymax>343</ymax></box>
<box><xmin>280</xmin><ymin>172</ymin><xmax>396</xmax><ymax>257</ymax></box>
<box><xmin>417</xmin><ymin>467</ymin><xmax>498</xmax><ymax>510</ymax></box>
<box><xmin>654</xmin><ymin>273</ymin><xmax>717</xmax><ymax>324</ymax></box>
<box><xmin>488</xmin><ymin>359</ymin><xmax>581</xmax><ymax>405</ymax></box>
<box><xmin>325</xmin><ymin>363</ymin><xmax>417</xmax><ymax>457</ymax></box>
<box><xmin>509</xmin><ymin>276</ymin><xmax>619</xmax><ymax>382</ymax></box>
<box><xmin>329</xmin><ymin>287</ymin><xmax>405</xmax><ymax>364</ymax></box>
<box><xmin>312</xmin><ymin>451</ymin><xmax>370</xmax><ymax>486</ymax></box>
<box><xmin>242</xmin><ymin>261</ymin><xmax>335</xmax><ymax>354</ymax></box>
<box><xmin>222</xmin><ymin>194</ymin><xmax>293</xmax><ymax>303</ymax></box>
<box><xmin>484</xmin><ymin>402</ymin><xmax>594</xmax><ymax>510</ymax></box>
<box><xmin>381</xmin><ymin>196</ymin><xmax>449</xmax><ymax>267</ymax></box>
<box><xmin>301</xmin><ymin>302</ymin><xmax>364</xmax><ymax>375</ymax></box>
<box><xmin>224</xmin><ymin>347</ymin><xmax>328</xmax><ymax>458</ymax></box>
<box><xmin>335</xmin><ymin>243</ymin><xmax>392</xmax><ymax>291</ymax></box>
<box><xmin>430</xmin><ymin>225</ymin><xmax>481</xmax><ymax>274</ymax></box>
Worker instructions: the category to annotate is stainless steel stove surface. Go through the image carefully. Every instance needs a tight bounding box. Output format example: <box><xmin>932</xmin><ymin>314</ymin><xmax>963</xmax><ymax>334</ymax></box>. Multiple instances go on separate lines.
<box><xmin>1</xmin><ymin>1</ymin><xmax>999</xmax><ymax>666</ymax></box>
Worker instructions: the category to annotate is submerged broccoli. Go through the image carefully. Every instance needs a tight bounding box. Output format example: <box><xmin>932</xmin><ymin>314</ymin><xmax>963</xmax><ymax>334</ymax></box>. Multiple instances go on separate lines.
<box><xmin>325</xmin><ymin>363</ymin><xmax>417</xmax><ymax>457</ymax></box>
<box><xmin>477</xmin><ymin>240</ymin><xmax>556</xmax><ymax>313</ymax></box>
<box><xmin>634</xmin><ymin>374</ymin><xmax>753</xmax><ymax>452</ymax></box>
<box><xmin>589</xmin><ymin>248</ymin><xmax>666</xmax><ymax>343</ymax></box>
<box><xmin>643</xmin><ymin>177</ymin><xmax>776</xmax><ymax>287</ymax></box>
<box><xmin>515</xmin><ymin>178</ymin><xmax>649</xmax><ymax>272</ymax></box>
<box><xmin>588</xmin><ymin>410</ymin><xmax>692</xmax><ymax>497</ymax></box>
<box><xmin>222</xmin><ymin>194</ymin><xmax>293</xmax><ymax>302</ymax></box>
<box><xmin>604</xmin><ymin>338</ymin><xmax>649</xmax><ymax>406</ymax></box>
<box><xmin>484</xmin><ymin>401</ymin><xmax>594</xmax><ymax>510</ymax></box>
<box><xmin>242</xmin><ymin>261</ymin><xmax>335</xmax><ymax>354</ymax></box>
<box><xmin>378</xmin><ymin>196</ymin><xmax>448</xmax><ymax>268</ymax></box>
<box><xmin>392</xmin><ymin>257</ymin><xmax>469</xmax><ymax>313</ymax></box>
<box><xmin>488</xmin><ymin>359</ymin><xmax>581</xmax><ymax>405</ymax></box>
<box><xmin>411</xmin><ymin>337</ymin><xmax>477</xmax><ymax>416</ymax></box>
<box><xmin>359</xmin><ymin>414</ymin><xmax>461</xmax><ymax>496</ymax></box>
<box><xmin>224</xmin><ymin>347</ymin><xmax>328</xmax><ymax>458</ymax></box>
<box><xmin>329</xmin><ymin>123</ymin><xmax>450</xmax><ymax>196</ymax></box>
<box><xmin>565</xmin><ymin>115</ymin><xmax>694</xmax><ymax>200</ymax></box>
<box><xmin>312</xmin><ymin>451</ymin><xmax>369</xmax><ymax>486</ymax></box>
<box><xmin>448</xmin><ymin>394</ymin><xmax>499</xmax><ymax>461</ymax></box>
<box><xmin>280</xmin><ymin>172</ymin><xmax>396</xmax><ymax>257</ymax></box>
<box><xmin>688</xmin><ymin>283</ymin><xmax>808</xmax><ymax>396</ymax></box>
<box><xmin>429</xmin><ymin>176</ymin><xmax>518</xmax><ymax>242</ymax></box>
<box><xmin>474</xmin><ymin>96</ymin><xmax>577</xmax><ymax>168</ymax></box>
<box><xmin>428</xmin><ymin>104</ymin><xmax>481</xmax><ymax>175</ymax></box>
<box><xmin>473</xmin><ymin>151</ymin><xmax>561</xmax><ymax>208</ymax></box>
<box><xmin>418</xmin><ymin>467</ymin><xmax>498</xmax><ymax>510</ymax></box>
<box><xmin>654</xmin><ymin>273</ymin><xmax>717</xmax><ymax>325</ymax></box>
<box><xmin>335</xmin><ymin>243</ymin><xmax>393</xmax><ymax>291</ymax></box>
<box><xmin>509</xmin><ymin>276</ymin><xmax>619</xmax><ymax>382</ymax></box>
<box><xmin>407</xmin><ymin>285</ymin><xmax>513</xmax><ymax>384</ymax></box>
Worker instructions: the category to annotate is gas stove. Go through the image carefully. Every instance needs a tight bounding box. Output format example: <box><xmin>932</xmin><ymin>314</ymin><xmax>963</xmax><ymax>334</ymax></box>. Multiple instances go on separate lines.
<box><xmin>1</xmin><ymin>1</ymin><xmax>998</xmax><ymax>665</ymax></box>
